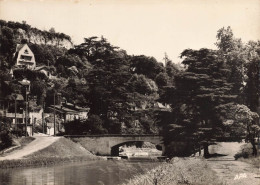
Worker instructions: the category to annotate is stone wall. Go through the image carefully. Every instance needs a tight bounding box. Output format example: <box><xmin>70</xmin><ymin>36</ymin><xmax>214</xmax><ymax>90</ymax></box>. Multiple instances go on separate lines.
<box><xmin>69</xmin><ymin>135</ymin><xmax>163</xmax><ymax>156</ymax></box>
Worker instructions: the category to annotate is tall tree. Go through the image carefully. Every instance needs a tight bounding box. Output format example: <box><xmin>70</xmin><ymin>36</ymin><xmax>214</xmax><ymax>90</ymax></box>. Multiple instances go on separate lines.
<box><xmin>243</xmin><ymin>41</ymin><xmax>260</xmax><ymax>112</ymax></box>
<box><xmin>160</xmin><ymin>48</ymin><xmax>237</xmax><ymax>157</ymax></box>
<box><xmin>215</xmin><ymin>26</ymin><xmax>247</xmax><ymax>100</ymax></box>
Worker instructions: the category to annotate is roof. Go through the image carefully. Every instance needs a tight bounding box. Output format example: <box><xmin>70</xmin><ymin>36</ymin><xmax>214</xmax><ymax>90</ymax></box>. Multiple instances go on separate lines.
<box><xmin>35</xmin><ymin>66</ymin><xmax>50</xmax><ymax>71</ymax></box>
<box><xmin>63</xmin><ymin>103</ymin><xmax>90</xmax><ymax>111</ymax></box>
<box><xmin>16</xmin><ymin>44</ymin><xmax>26</xmax><ymax>53</ymax></box>
<box><xmin>48</xmin><ymin>104</ymin><xmax>89</xmax><ymax>114</ymax></box>
<box><xmin>6</xmin><ymin>93</ymin><xmax>24</xmax><ymax>101</ymax></box>
<box><xmin>18</xmin><ymin>79</ymin><xmax>30</xmax><ymax>86</ymax></box>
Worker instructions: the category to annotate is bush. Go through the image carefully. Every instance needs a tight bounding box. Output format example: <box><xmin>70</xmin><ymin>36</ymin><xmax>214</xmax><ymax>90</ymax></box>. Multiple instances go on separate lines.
<box><xmin>0</xmin><ymin>131</ymin><xmax>12</xmax><ymax>150</ymax></box>
<box><xmin>0</xmin><ymin>120</ymin><xmax>13</xmax><ymax>150</ymax></box>
<box><xmin>63</xmin><ymin>115</ymin><xmax>108</xmax><ymax>135</ymax></box>
<box><xmin>11</xmin><ymin>127</ymin><xmax>27</xmax><ymax>137</ymax></box>
<box><xmin>33</xmin><ymin>124</ymin><xmax>43</xmax><ymax>133</ymax></box>
<box><xmin>234</xmin><ymin>143</ymin><xmax>254</xmax><ymax>160</ymax></box>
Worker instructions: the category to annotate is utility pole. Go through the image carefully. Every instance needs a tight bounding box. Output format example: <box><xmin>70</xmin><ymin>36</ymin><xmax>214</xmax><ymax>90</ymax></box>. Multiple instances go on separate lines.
<box><xmin>32</xmin><ymin>117</ymin><xmax>35</xmax><ymax>136</ymax></box>
<box><xmin>54</xmin><ymin>92</ymin><xmax>56</xmax><ymax>136</ymax></box>
<box><xmin>163</xmin><ymin>52</ymin><xmax>169</xmax><ymax>67</ymax></box>
<box><xmin>42</xmin><ymin>102</ymin><xmax>45</xmax><ymax>134</ymax></box>
<box><xmin>25</xmin><ymin>86</ymin><xmax>28</xmax><ymax>137</ymax></box>
<box><xmin>14</xmin><ymin>93</ymin><xmax>17</xmax><ymax>136</ymax></box>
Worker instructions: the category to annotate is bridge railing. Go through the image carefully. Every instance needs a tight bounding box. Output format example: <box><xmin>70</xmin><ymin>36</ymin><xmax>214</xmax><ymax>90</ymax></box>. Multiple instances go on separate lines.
<box><xmin>64</xmin><ymin>134</ymin><xmax>162</xmax><ymax>138</ymax></box>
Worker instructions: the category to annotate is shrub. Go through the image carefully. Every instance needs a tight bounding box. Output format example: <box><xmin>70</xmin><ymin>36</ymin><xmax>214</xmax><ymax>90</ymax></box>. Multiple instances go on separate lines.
<box><xmin>0</xmin><ymin>120</ymin><xmax>13</xmax><ymax>150</ymax></box>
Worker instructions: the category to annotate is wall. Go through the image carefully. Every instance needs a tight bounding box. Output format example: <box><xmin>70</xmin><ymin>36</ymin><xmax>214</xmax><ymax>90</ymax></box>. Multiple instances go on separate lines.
<box><xmin>69</xmin><ymin>135</ymin><xmax>164</xmax><ymax>156</ymax></box>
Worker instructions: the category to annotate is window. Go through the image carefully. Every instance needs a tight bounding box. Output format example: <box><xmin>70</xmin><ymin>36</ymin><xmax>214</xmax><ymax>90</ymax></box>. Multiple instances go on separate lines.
<box><xmin>20</xmin><ymin>55</ymin><xmax>32</xmax><ymax>61</ymax></box>
<box><xmin>24</xmin><ymin>49</ymin><xmax>29</xmax><ymax>54</ymax></box>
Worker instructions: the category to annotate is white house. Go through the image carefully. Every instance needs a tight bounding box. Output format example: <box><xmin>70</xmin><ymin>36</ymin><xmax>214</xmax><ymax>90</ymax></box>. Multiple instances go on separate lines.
<box><xmin>14</xmin><ymin>44</ymin><xmax>36</xmax><ymax>69</ymax></box>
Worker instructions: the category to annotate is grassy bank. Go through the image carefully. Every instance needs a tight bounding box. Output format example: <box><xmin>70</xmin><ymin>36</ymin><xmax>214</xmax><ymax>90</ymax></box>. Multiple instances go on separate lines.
<box><xmin>122</xmin><ymin>157</ymin><xmax>225</xmax><ymax>185</ymax></box>
<box><xmin>235</xmin><ymin>143</ymin><xmax>260</xmax><ymax>168</ymax></box>
<box><xmin>0</xmin><ymin>137</ymin><xmax>102</xmax><ymax>169</ymax></box>
<box><xmin>0</xmin><ymin>156</ymin><xmax>100</xmax><ymax>168</ymax></box>
<box><xmin>0</xmin><ymin>137</ymin><xmax>35</xmax><ymax>157</ymax></box>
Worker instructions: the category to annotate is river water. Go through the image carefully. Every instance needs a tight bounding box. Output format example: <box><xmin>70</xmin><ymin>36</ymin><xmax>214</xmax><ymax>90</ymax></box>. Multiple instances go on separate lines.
<box><xmin>0</xmin><ymin>160</ymin><xmax>160</xmax><ymax>185</ymax></box>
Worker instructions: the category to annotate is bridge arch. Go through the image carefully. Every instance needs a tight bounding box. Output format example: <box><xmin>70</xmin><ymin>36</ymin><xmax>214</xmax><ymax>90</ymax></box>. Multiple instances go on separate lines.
<box><xmin>67</xmin><ymin>135</ymin><xmax>164</xmax><ymax>156</ymax></box>
<box><xmin>110</xmin><ymin>141</ymin><xmax>163</xmax><ymax>156</ymax></box>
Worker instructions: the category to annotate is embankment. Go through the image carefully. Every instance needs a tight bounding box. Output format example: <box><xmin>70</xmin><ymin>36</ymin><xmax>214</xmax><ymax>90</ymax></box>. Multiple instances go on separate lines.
<box><xmin>122</xmin><ymin>157</ymin><xmax>225</xmax><ymax>185</ymax></box>
<box><xmin>234</xmin><ymin>142</ymin><xmax>260</xmax><ymax>168</ymax></box>
<box><xmin>0</xmin><ymin>137</ymin><xmax>101</xmax><ymax>168</ymax></box>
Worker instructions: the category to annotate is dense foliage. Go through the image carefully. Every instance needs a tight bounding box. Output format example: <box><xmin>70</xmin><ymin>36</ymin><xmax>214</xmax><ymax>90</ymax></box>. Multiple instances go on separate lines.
<box><xmin>158</xmin><ymin>27</ymin><xmax>259</xmax><ymax>157</ymax></box>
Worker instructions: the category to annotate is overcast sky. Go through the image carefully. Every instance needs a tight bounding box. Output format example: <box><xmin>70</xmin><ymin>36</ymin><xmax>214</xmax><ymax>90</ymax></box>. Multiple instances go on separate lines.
<box><xmin>0</xmin><ymin>0</ymin><xmax>260</xmax><ymax>63</ymax></box>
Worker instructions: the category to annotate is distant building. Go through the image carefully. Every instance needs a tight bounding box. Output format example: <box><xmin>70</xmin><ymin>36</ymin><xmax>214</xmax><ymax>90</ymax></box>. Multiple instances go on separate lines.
<box><xmin>14</xmin><ymin>44</ymin><xmax>36</xmax><ymax>69</ymax></box>
<box><xmin>47</xmin><ymin>102</ymin><xmax>90</xmax><ymax>122</ymax></box>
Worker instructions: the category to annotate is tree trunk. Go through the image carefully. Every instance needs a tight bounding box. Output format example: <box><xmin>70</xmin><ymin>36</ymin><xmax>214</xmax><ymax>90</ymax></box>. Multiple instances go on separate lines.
<box><xmin>250</xmin><ymin>139</ymin><xmax>257</xmax><ymax>157</ymax></box>
<box><xmin>203</xmin><ymin>143</ymin><xmax>210</xmax><ymax>158</ymax></box>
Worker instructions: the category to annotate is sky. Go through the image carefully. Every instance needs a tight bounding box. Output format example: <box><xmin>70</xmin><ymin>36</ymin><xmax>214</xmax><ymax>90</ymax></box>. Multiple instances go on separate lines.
<box><xmin>0</xmin><ymin>0</ymin><xmax>260</xmax><ymax>63</ymax></box>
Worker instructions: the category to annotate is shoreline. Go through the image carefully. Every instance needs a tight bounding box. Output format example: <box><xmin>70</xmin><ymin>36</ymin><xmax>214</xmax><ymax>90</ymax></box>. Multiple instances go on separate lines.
<box><xmin>121</xmin><ymin>157</ymin><xmax>225</xmax><ymax>185</ymax></box>
<box><xmin>0</xmin><ymin>137</ymin><xmax>103</xmax><ymax>169</ymax></box>
<box><xmin>0</xmin><ymin>155</ymin><xmax>103</xmax><ymax>169</ymax></box>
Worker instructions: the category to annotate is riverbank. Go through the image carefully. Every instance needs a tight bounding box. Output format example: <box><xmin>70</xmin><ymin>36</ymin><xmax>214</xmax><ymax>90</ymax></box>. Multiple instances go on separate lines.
<box><xmin>234</xmin><ymin>142</ymin><xmax>260</xmax><ymax>168</ymax></box>
<box><xmin>0</xmin><ymin>137</ymin><xmax>35</xmax><ymax>156</ymax></box>
<box><xmin>0</xmin><ymin>137</ymin><xmax>101</xmax><ymax>168</ymax></box>
<box><xmin>122</xmin><ymin>157</ymin><xmax>225</xmax><ymax>185</ymax></box>
<box><xmin>123</xmin><ymin>142</ymin><xmax>260</xmax><ymax>185</ymax></box>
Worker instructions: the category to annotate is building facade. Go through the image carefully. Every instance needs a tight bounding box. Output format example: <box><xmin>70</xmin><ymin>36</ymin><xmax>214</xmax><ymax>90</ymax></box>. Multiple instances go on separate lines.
<box><xmin>14</xmin><ymin>44</ymin><xmax>36</xmax><ymax>69</ymax></box>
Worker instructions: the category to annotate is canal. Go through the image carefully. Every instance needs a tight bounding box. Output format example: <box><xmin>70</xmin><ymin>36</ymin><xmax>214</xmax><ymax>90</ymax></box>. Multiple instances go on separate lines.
<box><xmin>0</xmin><ymin>160</ymin><xmax>161</xmax><ymax>185</ymax></box>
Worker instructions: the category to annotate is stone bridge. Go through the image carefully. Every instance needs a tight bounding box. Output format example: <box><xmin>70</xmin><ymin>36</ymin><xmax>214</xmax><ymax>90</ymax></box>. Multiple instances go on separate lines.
<box><xmin>65</xmin><ymin>135</ymin><xmax>164</xmax><ymax>156</ymax></box>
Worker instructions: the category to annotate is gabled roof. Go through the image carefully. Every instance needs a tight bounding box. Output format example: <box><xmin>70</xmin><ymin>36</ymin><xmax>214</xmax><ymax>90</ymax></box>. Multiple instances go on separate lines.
<box><xmin>15</xmin><ymin>44</ymin><xmax>26</xmax><ymax>53</ymax></box>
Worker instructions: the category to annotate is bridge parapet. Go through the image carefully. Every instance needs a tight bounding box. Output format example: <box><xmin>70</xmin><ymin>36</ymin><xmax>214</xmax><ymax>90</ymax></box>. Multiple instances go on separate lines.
<box><xmin>67</xmin><ymin>135</ymin><xmax>164</xmax><ymax>156</ymax></box>
<box><xmin>64</xmin><ymin>134</ymin><xmax>162</xmax><ymax>138</ymax></box>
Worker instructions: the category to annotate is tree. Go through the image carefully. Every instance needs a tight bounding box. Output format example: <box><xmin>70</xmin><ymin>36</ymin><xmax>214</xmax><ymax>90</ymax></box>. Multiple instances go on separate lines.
<box><xmin>0</xmin><ymin>118</ymin><xmax>13</xmax><ymax>150</ymax></box>
<box><xmin>243</xmin><ymin>41</ymin><xmax>260</xmax><ymax>112</ymax></box>
<box><xmin>70</xmin><ymin>36</ymin><xmax>119</xmax><ymax>63</ymax></box>
<box><xmin>49</xmin><ymin>27</ymin><xmax>55</xmax><ymax>34</ymax></box>
<box><xmin>215</xmin><ymin>26</ymin><xmax>247</xmax><ymax>100</ymax></box>
<box><xmin>218</xmin><ymin>104</ymin><xmax>259</xmax><ymax>156</ymax></box>
<box><xmin>165</xmin><ymin>57</ymin><xmax>179</xmax><ymax>85</ymax></box>
<box><xmin>85</xmin><ymin>56</ymin><xmax>133</xmax><ymax>133</ymax></box>
<box><xmin>80</xmin><ymin>37</ymin><xmax>159</xmax><ymax>134</ymax></box>
<box><xmin>0</xmin><ymin>26</ymin><xmax>16</xmax><ymax>60</ymax></box>
<box><xmin>130</xmin><ymin>55</ymin><xmax>164</xmax><ymax>80</ymax></box>
<box><xmin>28</xmin><ymin>43</ymin><xmax>67</xmax><ymax>66</ymax></box>
<box><xmin>155</xmin><ymin>72</ymin><xmax>170</xmax><ymax>88</ymax></box>
<box><xmin>30</xmin><ymin>79</ymin><xmax>47</xmax><ymax>105</ymax></box>
<box><xmin>160</xmin><ymin>48</ymin><xmax>237</xmax><ymax>157</ymax></box>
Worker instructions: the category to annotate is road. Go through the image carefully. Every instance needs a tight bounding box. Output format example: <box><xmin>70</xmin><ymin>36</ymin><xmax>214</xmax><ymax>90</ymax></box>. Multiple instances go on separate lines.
<box><xmin>0</xmin><ymin>134</ymin><xmax>60</xmax><ymax>160</ymax></box>
<box><xmin>206</xmin><ymin>142</ymin><xmax>260</xmax><ymax>185</ymax></box>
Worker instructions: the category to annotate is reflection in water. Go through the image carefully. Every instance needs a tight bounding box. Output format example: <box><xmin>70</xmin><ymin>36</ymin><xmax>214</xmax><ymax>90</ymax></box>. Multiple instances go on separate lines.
<box><xmin>0</xmin><ymin>160</ymin><xmax>159</xmax><ymax>185</ymax></box>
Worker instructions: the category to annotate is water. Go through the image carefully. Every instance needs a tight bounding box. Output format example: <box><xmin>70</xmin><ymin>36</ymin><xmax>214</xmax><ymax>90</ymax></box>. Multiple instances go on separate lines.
<box><xmin>0</xmin><ymin>160</ymin><xmax>160</xmax><ymax>185</ymax></box>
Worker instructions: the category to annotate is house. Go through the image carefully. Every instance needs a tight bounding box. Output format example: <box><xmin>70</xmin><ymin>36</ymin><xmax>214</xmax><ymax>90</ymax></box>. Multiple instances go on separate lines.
<box><xmin>0</xmin><ymin>93</ymin><xmax>34</xmax><ymax>136</ymax></box>
<box><xmin>14</xmin><ymin>44</ymin><xmax>36</xmax><ymax>69</ymax></box>
<box><xmin>45</xmin><ymin>102</ymin><xmax>89</xmax><ymax>135</ymax></box>
<box><xmin>46</xmin><ymin>102</ymin><xmax>89</xmax><ymax>134</ymax></box>
<box><xmin>48</xmin><ymin>102</ymin><xmax>90</xmax><ymax>122</ymax></box>
<box><xmin>29</xmin><ymin>107</ymin><xmax>44</xmax><ymax>125</ymax></box>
